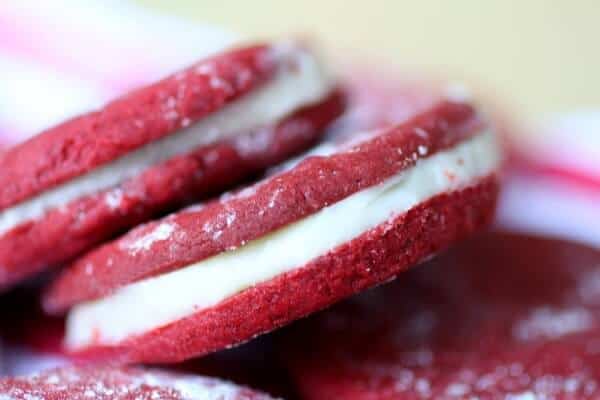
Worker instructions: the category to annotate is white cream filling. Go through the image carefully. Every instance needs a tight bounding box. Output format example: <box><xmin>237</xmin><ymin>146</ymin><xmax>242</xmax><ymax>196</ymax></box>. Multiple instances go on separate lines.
<box><xmin>66</xmin><ymin>130</ymin><xmax>500</xmax><ymax>349</ymax></box>
<box><xmin>0</xmin><ymin>45</ymin><xmax>333</xmax><ymax>236</ymax></box>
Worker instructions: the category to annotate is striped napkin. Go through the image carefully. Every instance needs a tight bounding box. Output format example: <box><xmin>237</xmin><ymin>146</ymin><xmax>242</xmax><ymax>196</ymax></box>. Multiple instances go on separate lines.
<box><xmin>498</xmin><ymin>112</ymin><xmax>600</xmax><ymax>246</ymax></box>
<box><xmin>0</xmin><ymin>0</ymin><xmax>238</xmax><ymax>146</ymax></box>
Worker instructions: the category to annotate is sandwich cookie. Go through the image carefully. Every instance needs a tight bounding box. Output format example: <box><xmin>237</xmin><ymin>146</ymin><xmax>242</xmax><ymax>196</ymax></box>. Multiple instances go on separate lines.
<box><xmin>45</xmin><ymin>100</ymin><xmax>501</xmax><ymax>363</ymax></box>
<box><xmin>285</xmin><ymin>232</ymin><xmax>600</xmax><ymax>399</ymax></box>
<box><xmin>0</xmin><ymin>366</ymin><xmax>276</xmax><ymax>399</ymax></box>
<box><xmin>0</xmin><ymin>41</ymin><xmax>342</xmax><ymax>289</ymax></box>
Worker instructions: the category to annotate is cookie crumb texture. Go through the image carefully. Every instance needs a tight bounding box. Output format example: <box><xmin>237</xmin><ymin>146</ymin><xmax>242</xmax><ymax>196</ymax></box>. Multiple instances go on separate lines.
<box><xmin>0</xmin><ymin>367</ymin><xmax>276</xmax><ymax>400</ymax></box>
<box><xmin>287</xmin><ymin>232</ymin><xmax>600</xmax><ymax>399</ymax></box>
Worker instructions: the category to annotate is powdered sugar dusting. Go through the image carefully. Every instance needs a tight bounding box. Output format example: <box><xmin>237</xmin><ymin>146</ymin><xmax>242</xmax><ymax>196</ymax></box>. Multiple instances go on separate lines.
<box><xmin>201</xmin><ymin>206</ymin><xmax>237</xmax><ymax>243</ymax></box>
<box><xmin>225</xmin><ymin>211</ymin><xmax>236</xmax><ymax>226</ymax></box>
<box><xmin>233</xmin><ymin>127</ymin><xmax>275</xmax><ymax>157</ymax></box>
<box><xmin>355</xmin><ymin>359</ymin><xmax>599</xmax><ymax>399</ymax></box>
<box><xmin>445</xmin><ymin>382</ymin><xmax>470</xmax><ymax>397</ymax></box>
<box><xmin>513</xmin><ymin>307</ymin><xmax>595</xmax><ymax>341</ymax></box>
<box><xmin>121</xmin><ymin>222</ymin><xmax>177</xmax><ymax>254</ymax></box>
<box><xmin>268</xmin><ymin>187</ymin><xmax>283</xmax><ymax>209</ymax></box>
<box><xmin>0</xmin><ymin>367</ymin><xmax>275</xmax><ymax>399</ymax></box>
<box><xmin>193</xmin><ymin>61</ymin><xmax>235</xmax><ymax>95</ymax></box>
<box><xmin>104</xmin><ymin>188</ymin><xmax>123</xmax><ymax>210</ymax></box>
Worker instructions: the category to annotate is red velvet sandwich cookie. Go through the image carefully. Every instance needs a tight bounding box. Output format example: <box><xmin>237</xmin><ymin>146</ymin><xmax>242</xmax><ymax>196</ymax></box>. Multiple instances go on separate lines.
<box><xmin>0</xmin><ymin>41</ymin><xmax>342</xmax><ymax>290</ymax></box>
<box><xmin>0</xmin><ymin>366</ymin><xmax>275</xmax><ymax>399</ymax></box>
<box><xmin>286</xmin><ymin>232</ymin><xmax>600</xmax><ymax>400</ymax></box>
<box><xmin>45</xmin><ymin>100</ymin><xmax>501</xmax><ymax>363</ymax></box>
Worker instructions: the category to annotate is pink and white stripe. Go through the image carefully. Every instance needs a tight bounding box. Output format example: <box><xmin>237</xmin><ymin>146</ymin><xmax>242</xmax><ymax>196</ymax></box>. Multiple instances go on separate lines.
<box><xmin>497</xmin><ymin>111</ymin><xmax>600</xmax><ymax>246</ymax></box>
<box><xmin>0</xmin><ymin>0</ymin><xmax>238</xmax><ymax>146</ymax></box>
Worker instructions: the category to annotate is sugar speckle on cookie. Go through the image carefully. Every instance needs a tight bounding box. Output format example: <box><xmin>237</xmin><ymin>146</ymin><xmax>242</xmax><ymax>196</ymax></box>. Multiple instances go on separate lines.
<box><xmin>0</xmin><ymin>367</ymin><xmax>276</xmax><ymax>400</ymax></box>
<box><xmin>122</xmin><ymin>222</ymin><xmax>177</xmax><ymax>254</ymax></box>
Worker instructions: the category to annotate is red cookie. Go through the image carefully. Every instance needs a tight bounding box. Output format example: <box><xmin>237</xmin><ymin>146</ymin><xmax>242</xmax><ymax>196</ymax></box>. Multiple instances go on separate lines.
<box><xmin>45</xmin><ymin>100</ymin><xmax>501</xmax><ymax>363</ymax></box>
<box><xmin>0</xmin><ymin>41</ymin><xmax>342</xmax><ymax>290</ymax></box>
<box><xmin>0</xmin><ymin>366</ymin><xmax>275</xmax><ymax>399</ymax></box>
<box><xmin>285</xmin><ymin>232</ymin><xmax>600</xmax><ymax>400</ymax></box>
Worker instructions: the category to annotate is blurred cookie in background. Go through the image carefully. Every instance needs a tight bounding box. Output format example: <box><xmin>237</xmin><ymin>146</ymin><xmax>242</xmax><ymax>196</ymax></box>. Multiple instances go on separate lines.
<box><xmin>284</xmin><ymin>231</ymin><xmax>600</xmax><ymax>399</ymax></box>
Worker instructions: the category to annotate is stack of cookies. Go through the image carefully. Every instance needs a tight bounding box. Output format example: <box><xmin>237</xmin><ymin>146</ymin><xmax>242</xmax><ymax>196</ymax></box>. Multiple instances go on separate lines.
<box><xmin>2</xmin><ymin>40</ymin><xmax>593</xmax><ymax>400</ymax></box>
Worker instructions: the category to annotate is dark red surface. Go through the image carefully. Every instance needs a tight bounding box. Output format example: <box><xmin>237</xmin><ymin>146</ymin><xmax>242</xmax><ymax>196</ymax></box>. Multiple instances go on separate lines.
<box><xmin>286</xmin><ymin>232</ymin><xmax>600</xmax><ymax>399</ymax></box>
<box><xmin>63</xmin><ymin>174</ymin><xmax>498</xmax><ymax>364</ymax></box>
<box><xmin>0</xmin><ymin>45</ymin><xmax>274</xmax><ymax>210</ymax></box>
<box><xmin>173</xmin><ymin>336</ymin><xmax>300</xmax><ymax>399</ymax></box>
<box><xmin>0</xmin><ymin>366</ymin><xmax>275</xmax><ymax>399</ymax></box>
<box><xmin>45</xmin><ymin>101</ymin><xmax>484</xmax><ymax>312</ymax></box>
<box><xmin>0</xmin><ymin>90</ymin><xmax>343</xmax><ymax>291</ymax></box>
<box><xmin>0</xmin><ymin>287</ymin><xmax>65</xmax><ymax>355</ymax></box>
